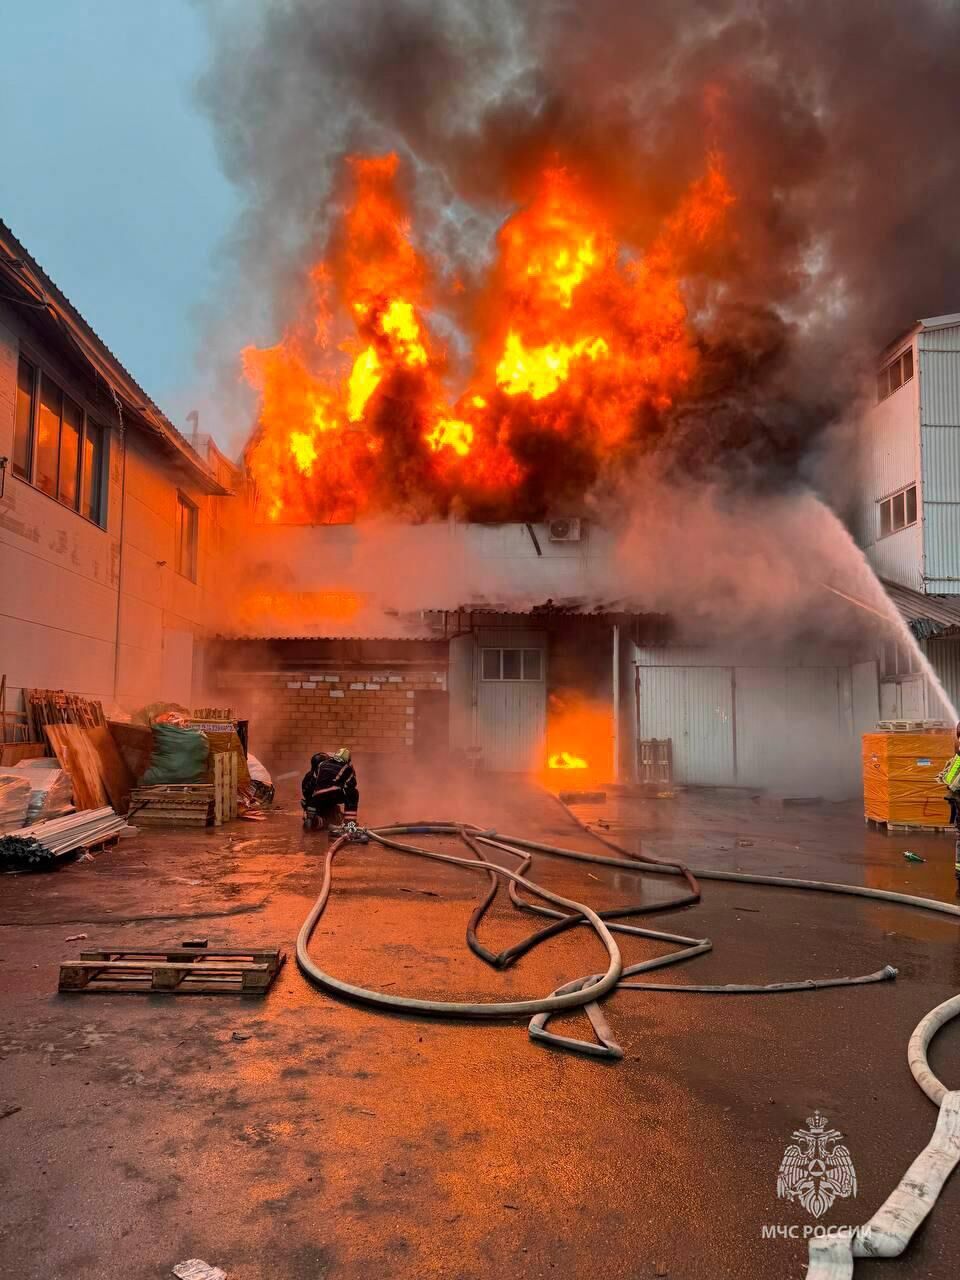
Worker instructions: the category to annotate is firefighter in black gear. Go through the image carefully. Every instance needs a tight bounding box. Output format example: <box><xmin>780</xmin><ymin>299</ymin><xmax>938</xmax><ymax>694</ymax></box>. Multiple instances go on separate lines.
<box><xmin>301</xmin><ymin>748</ymin><xmax>359</xmax><ymax>829</ymax></box>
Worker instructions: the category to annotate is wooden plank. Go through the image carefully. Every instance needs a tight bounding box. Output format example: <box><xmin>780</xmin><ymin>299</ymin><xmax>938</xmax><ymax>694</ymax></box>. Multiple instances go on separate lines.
<box><xmin>58</xmin><ymin>964</ymin><xmax>94</xmax><ymax>990</ymax></box>
<box><xmin>43</xmin><ymin>724</ymin><xmax>108</xmax><ymax>810</ymax></box>
<box><xmin>228</xmin><ymin>752</ymin><xmax>239</xmax><ymax>820</ymax></box>
<box><xmin>80</xmin><ymin>948</ymin><xmax>281</xmax><ymax>964</ymax></box>
<box><xmin>86</xmin><ymin>725</ymin><xmax>134</xmax><ymax>814</ymax></box>
<box><xmin>213</xmin><ymin>753</ymin><xmax>225</xmax><ymax>826</ymax></box>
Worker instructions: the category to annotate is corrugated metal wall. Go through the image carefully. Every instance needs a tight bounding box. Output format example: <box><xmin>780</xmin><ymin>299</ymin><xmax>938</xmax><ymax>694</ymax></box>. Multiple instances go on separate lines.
<box><xmin>637</xmin><ymin>665</ymin><xmax>734</xmax><ymax>784</ymax></box>
<box><xmin>448</xmin><ymin>632</ymin><xmax>474</xmax><ymax>750</ymax></box>
<box><xmin>476</xmin><ymin>681</ymin><xmax>546</xmax><ymax>772</ymax></box>
<box><xmin>474</xmin><ymin>627</ymin><xmax>547</xmax><ymax>771</ymax></box>
<box><xmin>869</xmin><ymin>524</ymin><xmax>924</xmax><ymax>590</ymax></box>
<box><xmin>634</xmin><ymin>648</ymin><xmax>864</xmax><ymax>795</ymax></box>
<box><xmin>920</xmin><ymin>326</ymin><xmax>960</xmax><ymax>592</ymax></box>
<box><xmin>920</xmin><ymin>636</ymin><xmax>960</xmax><ymax>716</ymax></box>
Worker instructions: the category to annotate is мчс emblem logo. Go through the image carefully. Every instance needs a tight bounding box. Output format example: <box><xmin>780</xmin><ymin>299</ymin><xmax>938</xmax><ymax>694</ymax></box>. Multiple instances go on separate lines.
<box><xmin>776</xmin><ymin>1112</ymin><xmax>857</xmax><ymax>1219</ymax></box>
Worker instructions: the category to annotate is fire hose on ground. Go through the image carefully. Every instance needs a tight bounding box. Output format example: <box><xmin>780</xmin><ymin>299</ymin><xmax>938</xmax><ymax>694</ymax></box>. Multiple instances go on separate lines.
<box><xmin>295</xmin><ymin>818</ymin><xmax>960</xmax><ymax>1273</ymax></box>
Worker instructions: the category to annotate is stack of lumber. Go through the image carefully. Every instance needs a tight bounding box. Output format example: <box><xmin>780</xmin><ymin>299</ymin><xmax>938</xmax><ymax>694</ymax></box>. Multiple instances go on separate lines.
<box><xmin>24</xmin><ymin>807</ymin><xmax>126</xmax><ymax>853</ymax></box>
<box><xmin>0</xmin><ymin>806</ymin><xmax>125</xmax><ymax>870</ymax></box>
<box><xmin>862</xmin><ymin>728</ymin><xmax>954</xmax><ymax>829</ymax></box>
<box><xmin>27</xmin><ymin>688</ymin><xmax>105</xmax><ymax>739</ymax></box>
<box><xmin>131</xmin><ymin>784</ymin><xmax>214</xmax><ymax>827</ymax></box>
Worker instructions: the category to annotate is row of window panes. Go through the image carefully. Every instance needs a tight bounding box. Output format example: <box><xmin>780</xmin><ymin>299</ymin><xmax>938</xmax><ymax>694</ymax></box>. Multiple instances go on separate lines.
<box><xmin>879</xmin><ymin>484</ymin><xmax>917</xmax><ymax>537</ymax></box>
<box><xmin>481</xmin><ymin>648</ymin><xmax>543</xmax><ymax>681</ymax></box>
<box><xmin>14</xmin><ymin>355</ymin><xmax>106</xmax><ymax>525</ymax></box>
<box><xmin>876</xmin><ymin>348</ymin><xmax>914</xmax><ymax>403</ymax></box>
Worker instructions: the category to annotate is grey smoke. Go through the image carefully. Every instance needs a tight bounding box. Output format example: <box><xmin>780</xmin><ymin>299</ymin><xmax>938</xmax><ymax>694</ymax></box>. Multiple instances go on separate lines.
<box><xmin>195</xmin><ymin>0</ymin><xmax>960</xmax><ymax>501</ymax></box>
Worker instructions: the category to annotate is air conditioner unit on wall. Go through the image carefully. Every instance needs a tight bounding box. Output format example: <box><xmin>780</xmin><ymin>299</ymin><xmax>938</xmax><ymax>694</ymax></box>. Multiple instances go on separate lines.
<box><xmin>548</xmin><ymin>518</ymin><xmax>582</xmax><ymax>543</ymax></box>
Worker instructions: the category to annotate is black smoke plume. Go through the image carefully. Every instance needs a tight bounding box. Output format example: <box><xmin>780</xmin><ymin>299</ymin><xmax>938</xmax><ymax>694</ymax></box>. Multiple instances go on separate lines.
<box><xmin>196</xmin><ymin>0</ymin><xmax>960</xmax><ymax>515</ymax></box>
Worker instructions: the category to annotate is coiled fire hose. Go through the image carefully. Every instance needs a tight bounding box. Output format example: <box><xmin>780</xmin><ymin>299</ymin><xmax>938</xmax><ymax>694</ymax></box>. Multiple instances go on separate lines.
<box><xmin>296</xmin><ymin>820</ymin><xmax>958</xmax><ymax>1040</ymax></box>
<box><xmin>296</xmin><ymin>819</ymin><xmax>960</xmax><ymax>1273</ymax></box>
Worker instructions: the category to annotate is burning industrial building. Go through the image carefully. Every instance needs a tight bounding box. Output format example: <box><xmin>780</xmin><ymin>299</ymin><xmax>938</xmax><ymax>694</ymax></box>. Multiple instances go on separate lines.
<box><xmin>179</xmin><ymin>0</ymin><xmax>960</xmax><ymax>794</ymax></box>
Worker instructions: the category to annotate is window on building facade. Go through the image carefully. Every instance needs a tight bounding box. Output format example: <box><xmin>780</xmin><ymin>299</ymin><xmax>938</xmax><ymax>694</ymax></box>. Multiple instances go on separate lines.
<box><xmin>480</xmin><ymin>647</ymin><xmax>544</xmax><ymax>681</ymax></box>
<box><xmin>876</xmin><ymin>348</ymin><xmax>915</xmax><ymax>403</ymax></box>
<box><xmin>878</xmin><ymin>484</ymin><xmax>917</xmax><ymax>538</ymax></box>
<box><xmin>11</xmin><ymin>353</ymin><xmax>107</xmax><ymax>526</ymax></box>
<box><xmin>175</xmin><ymin>492</ymin><xmax>198</xmax><ymax>582</ymax></box>
<box><xmin>13</xmin><ymin>357</ymin><xmax>36</xmax><ymax>478</ymax></box>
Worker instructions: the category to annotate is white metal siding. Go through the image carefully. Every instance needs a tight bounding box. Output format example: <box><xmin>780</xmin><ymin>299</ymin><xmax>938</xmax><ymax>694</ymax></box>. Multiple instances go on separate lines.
<box><xmin>922</xmin><ymin>505</ymin><xmax>960</xmax><ymax>591</ymax></box>
<box><xmin>448</xmin><ymin>632</ymin><xmax>474</xmax><ymax>750</ymax></box>
<box><xmin>476</xmin><ymin>680</ymin><xmax>546</xmax><ymax>771</ymax></box>
<box><xmin>919</xmin><ymin>334</ymin><xmax>960</xmax><ymax>593</ymax></box>
<box><xmin>918</xmin><ymin>325</ymin><xmax>960</xmax><ymax>353</ymax></box>
<box><xmin>733</xmin><ymin>667</ymin><xmax>855</xmax><ymax>793</ymax></box>
<box><xmin>475</xmin><ymin>628</ymin><xmax>546</xmax><ymax>771</ymax></box>
<box><xmin>920</xmin><ymin>636</ymin><xmax>960</xmax><ymax>716</ymax></box>
<box><xmin>635</xmin><ymin>648</ymin><xmax>864</xmax><ymax>796</ymax></box>
<box><xmin>637</xmin><ymin>666</ymin><xmax>734</xmax><ymax>785</ymax></box>
<box><xmin>919</xmin><ymin>351</ymin><xmax>960</xmax><ymax>426</ymax></box>
<box><xmin>869</xmin><ymin>524</ymin><xmax>924</xmax><ymax>590</ymax></box>
<box><xmin>919</xmin><ymin>426</ymin><xmax>960</xmax><ymax>500</ymax></box>
<box><xmin>733</xmin><ymin>668</ymin><xmax>790</xmax><ymax>786</ymax></box>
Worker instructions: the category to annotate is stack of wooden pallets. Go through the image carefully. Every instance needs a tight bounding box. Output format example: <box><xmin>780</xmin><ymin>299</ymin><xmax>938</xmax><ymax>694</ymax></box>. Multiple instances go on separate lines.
<box><xmin>130</xmin><ymin>784</ymin><xmax>214</xmax><ymax>827</ymax></box>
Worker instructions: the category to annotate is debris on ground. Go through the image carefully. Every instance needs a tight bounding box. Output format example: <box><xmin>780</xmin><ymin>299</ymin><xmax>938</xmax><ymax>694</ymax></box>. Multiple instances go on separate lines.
<box><xmin>64</xmin><ymin>933</ymin><xmax>87</xmax><ymax>942</ymax></box>
<box><xmin>558</xmin><ymin>790</ymin><xmax>606</xmax><ymax>804</ymax></box>
<box><xmin>230</xmin><ymin>1030</ymin><xmax>252</xmax><ymax>1042</ymax></box>
<box><xmin>172</xmin><ymin>1261</ymin><xmax>227</xmax><ymax>1280</ymax></box>
<box><xmin>0</xmin><ymin>1103</ymin><xmax>22</xmax><ymax>1120</ymax></box>
<box><xmin>903</xmin><ymin>850</ymin><xmax>926</xmax><ymax>863</ymax></box>
<box><xmin>736</xmin><ymin>839</ymin><xmax>755</xmax><ymax>847</ymax></box>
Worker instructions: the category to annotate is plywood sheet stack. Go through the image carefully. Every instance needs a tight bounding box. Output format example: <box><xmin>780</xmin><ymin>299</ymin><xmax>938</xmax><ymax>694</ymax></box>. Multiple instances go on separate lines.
<box><xmin>862</xmin><ymin>728</ymin><xmax>954</xmax><ymax>827</ymax></box>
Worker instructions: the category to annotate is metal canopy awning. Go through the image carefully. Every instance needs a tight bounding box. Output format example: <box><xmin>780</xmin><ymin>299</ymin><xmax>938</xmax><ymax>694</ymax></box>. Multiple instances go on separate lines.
<box><xmin>882</xmin><ymin>579</ymin><xmax>960</xmax><ymax>638</ymax></box>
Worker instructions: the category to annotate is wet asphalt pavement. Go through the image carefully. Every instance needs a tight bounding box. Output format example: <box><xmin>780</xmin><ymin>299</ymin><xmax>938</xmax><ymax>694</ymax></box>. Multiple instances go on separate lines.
<box><xmin>0</xmin><ymin>774</ymin><xmax>958</xmax><ymax>1280</ymax></box>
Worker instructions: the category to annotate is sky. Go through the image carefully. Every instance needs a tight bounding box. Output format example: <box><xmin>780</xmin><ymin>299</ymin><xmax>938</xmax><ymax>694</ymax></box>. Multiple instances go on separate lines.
<box><xmin>0</xmin><ymin>0</ymin><xmax>238</xmax><ymax>438</ymax></box>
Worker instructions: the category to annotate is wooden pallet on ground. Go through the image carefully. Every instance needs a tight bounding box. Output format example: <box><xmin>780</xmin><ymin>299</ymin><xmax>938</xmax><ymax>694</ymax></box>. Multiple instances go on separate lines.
<box><xmin>59</xmin><ymin>945</ymin><xmax>285</xmax><ymax>994</ymax></box>
<box><xmin>865</xmin><ymin>816</ymin><xmax>955</xmax><ymax>835</ymax></box>
<box><xmin>130</xmin><ymin>784</ymin><xmax>214</xmax><ymax>827</ymax></box>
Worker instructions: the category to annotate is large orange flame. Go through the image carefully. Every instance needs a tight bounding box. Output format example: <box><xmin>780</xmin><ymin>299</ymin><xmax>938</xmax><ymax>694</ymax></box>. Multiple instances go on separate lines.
<box><xmin>243</xmin><ymin>151</ymin><xmax>734</xmax><ymax>523</ymax></box>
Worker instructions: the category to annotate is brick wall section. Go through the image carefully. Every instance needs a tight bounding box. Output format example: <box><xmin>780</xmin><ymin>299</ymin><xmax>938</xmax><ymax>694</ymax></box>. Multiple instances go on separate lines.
<box><xmin>219</xmin><ymin>668</ymin><xmax>446</xmax><ymax>777</ymax></box>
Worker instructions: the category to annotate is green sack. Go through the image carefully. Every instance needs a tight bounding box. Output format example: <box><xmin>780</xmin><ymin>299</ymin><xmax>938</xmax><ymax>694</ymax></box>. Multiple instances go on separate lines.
<box><xmin>141</xmin><ymin>723</ymin><xmax>209</xmax><ymax>785</ymax></box>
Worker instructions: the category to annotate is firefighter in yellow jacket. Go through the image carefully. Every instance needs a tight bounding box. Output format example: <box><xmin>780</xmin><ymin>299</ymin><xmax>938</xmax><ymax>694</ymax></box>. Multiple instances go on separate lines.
<box><xmin>937</xmin><ymin>721</ymin><xmax>960</xmax><ymax>887</ymax></box>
